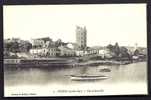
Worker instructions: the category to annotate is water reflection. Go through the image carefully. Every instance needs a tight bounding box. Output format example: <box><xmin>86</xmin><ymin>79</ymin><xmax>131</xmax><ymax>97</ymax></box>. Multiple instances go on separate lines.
<box><xmin>4</xmin><ymin>62</ymin><xmax>147</xmax><ymax>86</ymax></box>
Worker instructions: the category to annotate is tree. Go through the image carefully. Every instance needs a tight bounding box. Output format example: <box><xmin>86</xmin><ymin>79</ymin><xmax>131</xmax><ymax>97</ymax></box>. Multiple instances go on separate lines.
<box><xmin>134</xmin><ymin>49</ymin><xmax>140</xmax><ymax>56</ymax></box>
<box><xmin>26</xmin><ymin>42</ymin><xmax>32</xmax><ymax>51</ymax></box>
<box><xmin>106</xmin><ymin>43</ymin><xmax>120</xmax><ymax>58</ymax></box>
<box><xmin>106</xmin><ymin>43</ymin><xmax>132</xmax><ymax>61</ymax></box>
<box><xmin>114</xmin><ymin>42</ymin><xmax>120</xmax><ymax>57</ymax></box>
<box><xmin>4</xmin><ymin>39</ymin><xmax>32</xmax><ymax>53</ymax></box>
<box><xmin>120</xmin><ymin>47</ymin><xmax>132</xmax><ymax>61</ymax></box>
<box><xmin>106</xmin><ymin>44</ymin><xmax>114</xmax><ymax>51</ymax></box>
<box><xmin>54</xmin><ymin>39</ymin><xmax>67</xmax><ymax>47</ymax></box>
<box><xmin>9</xmin><ymin>41</ymin><xmax>19</xmax><ymax>53</ymax></box>
<box><xmin>4</xmin><ymin>42</ymin><xmax>11</xmax><ymax>51</ymax></box>
<box><xmin>19</xmin><ymin>41</ymin><xmax>32</xmax><ymax>52</ymax></box>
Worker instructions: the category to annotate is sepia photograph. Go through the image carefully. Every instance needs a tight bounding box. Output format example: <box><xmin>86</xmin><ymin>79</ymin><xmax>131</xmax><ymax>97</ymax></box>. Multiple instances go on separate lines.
<box><xmin>3</xmin><ymin>4</ymin><xmax>147</xmax><ymax>97</ymax></box>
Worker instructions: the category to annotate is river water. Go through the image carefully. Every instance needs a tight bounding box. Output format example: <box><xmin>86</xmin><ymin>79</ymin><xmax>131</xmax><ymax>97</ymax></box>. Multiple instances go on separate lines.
<box><xmin>4</xmin><ymin>62</ymin><xmax>148</xmax><ymax>96</ymax></box>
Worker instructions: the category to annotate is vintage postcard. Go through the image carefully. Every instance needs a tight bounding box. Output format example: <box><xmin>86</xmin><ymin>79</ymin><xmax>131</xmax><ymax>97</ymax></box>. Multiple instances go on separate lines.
<box><xmin>3</xmin><ymin>4</ymin><xmax>148</xmax><ymax>97</ymax></box>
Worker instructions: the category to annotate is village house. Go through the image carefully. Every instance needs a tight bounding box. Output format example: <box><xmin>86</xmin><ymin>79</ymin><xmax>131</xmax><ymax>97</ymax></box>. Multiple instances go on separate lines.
<box><xmin>30</xmin><ymin>47</ymin><xmax>59</xmax><ymax>57</ymax></box>
<box><xmin>30</xmin><ymin>48</ymin><xmax>48</xmax><ymax>57</ymax></box>
<box><xmin>31</xmin><ymin>37</ymin><xmax>52</xmax><ymax>48</ymax></box>
<box><xmin>58</xmin><ymin>45</ymin><xmax>75</xmax><ymax>57</ymax></box>
<box><xmin>29</xmin><ymin>37</ymin><xmax>60</xmax><ymax>57</ymax></box>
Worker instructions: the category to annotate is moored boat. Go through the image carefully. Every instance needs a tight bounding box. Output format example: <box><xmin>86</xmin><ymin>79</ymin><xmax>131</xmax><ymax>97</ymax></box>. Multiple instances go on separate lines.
<box><xmin>99</xmin><ymin>67</ymin><xmax>111</xmax><ymax>72</ymax></box>
<box><xmin>70</xmin><ymin>74</ymin><xmax>108</xmax><ymax>81</ymax></box>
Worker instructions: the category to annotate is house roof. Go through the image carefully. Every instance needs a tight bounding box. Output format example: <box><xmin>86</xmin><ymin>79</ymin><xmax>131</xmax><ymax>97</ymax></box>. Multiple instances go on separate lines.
<box><xmin>33</xmin><ymin>37</ymin><xmax>52</xmax><ymax>42</ymax></box>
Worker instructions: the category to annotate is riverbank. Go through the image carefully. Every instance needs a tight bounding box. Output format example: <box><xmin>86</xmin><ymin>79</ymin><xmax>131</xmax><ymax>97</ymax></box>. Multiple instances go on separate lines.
<box><xmin>3</xmin><ymin>58</ymin><xmax>145</xmax><ymax>68</ymax></box>
<box><xmin>71</xmin><ymin>60</ymin><xmax>131</xmax><ymax>67</ymax></box>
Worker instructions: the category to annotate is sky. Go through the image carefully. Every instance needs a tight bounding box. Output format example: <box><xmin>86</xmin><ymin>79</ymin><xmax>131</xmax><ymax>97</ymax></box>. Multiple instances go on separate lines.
<box><xmin>3</xmin><ymin>4</ymin><xmax>147</xmax><ymax>47</ymax></box>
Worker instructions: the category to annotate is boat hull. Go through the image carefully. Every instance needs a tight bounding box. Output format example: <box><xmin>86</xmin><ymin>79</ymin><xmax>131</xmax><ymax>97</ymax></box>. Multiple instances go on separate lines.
<box><xmin>70</xmin><ymin>75</ymin><xmax>108</xmax><ymax>81</ymax></box>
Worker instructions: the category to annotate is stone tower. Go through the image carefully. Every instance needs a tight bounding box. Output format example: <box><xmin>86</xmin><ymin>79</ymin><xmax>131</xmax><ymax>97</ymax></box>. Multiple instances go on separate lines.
<box><xmin>76</xmin><ymin>26</ymin><xmax>87</xmax><ymax>50</ymax></box>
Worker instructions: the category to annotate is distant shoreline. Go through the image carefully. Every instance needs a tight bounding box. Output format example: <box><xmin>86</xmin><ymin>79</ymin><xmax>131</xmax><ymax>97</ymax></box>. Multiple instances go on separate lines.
<box><xmin>4</xmin><ymin>58</ymin><xmax>146</xmax><ymax>68</ymax></box>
